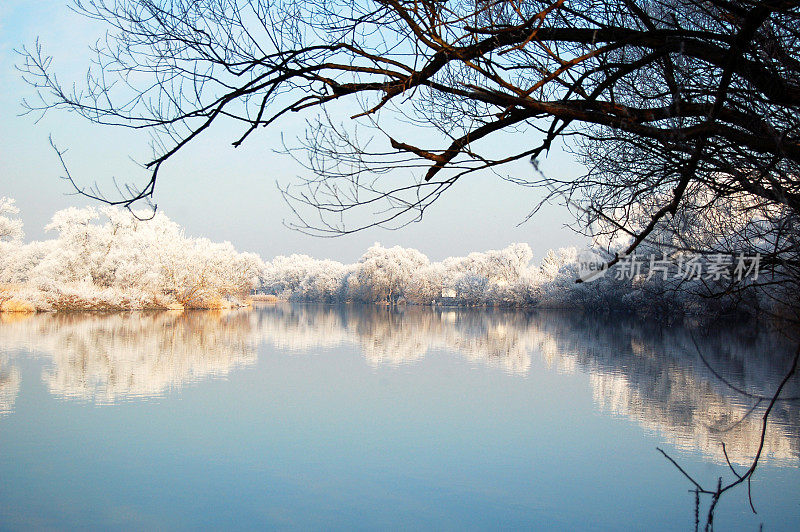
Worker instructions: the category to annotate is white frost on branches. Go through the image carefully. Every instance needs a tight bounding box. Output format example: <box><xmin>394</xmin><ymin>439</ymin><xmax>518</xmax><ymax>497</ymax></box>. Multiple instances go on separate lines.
<box><xmin>0</xmin><ymin>202</ymin><xmax>263</xmax><ymax>310</ymax></box>
<box><xmin>0</xmin><ymin>198</ymin><xmax>773</xmax><ymax>316</ymax></box>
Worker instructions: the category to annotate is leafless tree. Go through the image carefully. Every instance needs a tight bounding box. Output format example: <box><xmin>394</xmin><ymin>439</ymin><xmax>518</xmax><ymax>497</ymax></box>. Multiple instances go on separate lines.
<box><xmin>18</xmin><ymin>0</ymin><xmax>800</xmax><ymax>299</ymax></box>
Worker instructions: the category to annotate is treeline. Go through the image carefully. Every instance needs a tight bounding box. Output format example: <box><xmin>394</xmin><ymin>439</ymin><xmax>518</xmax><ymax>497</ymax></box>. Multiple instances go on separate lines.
<box><xmin>0</xmin><ymin>197</ymin><xmax>772</xmax><ymax>317</ymax></box>
<box><xmin>261</xmin><ymin>189</ymin><xmax>785</xmax><ymax>319</ymax></box>
<box><xmin>261</xmin><ymin>243</ymin><xmax>763</xmax><ymax>318</ymax></box>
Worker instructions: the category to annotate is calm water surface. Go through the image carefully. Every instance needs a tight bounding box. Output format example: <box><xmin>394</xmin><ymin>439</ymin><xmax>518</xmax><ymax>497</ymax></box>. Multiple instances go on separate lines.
<box><xmin>0</xmin><ymin>304</ymin><xmax>798</xmax><ymax>530</ymax></box>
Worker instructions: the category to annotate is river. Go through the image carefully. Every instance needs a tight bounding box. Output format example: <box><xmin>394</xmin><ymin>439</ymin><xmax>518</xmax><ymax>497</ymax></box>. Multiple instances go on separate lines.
<box><xmin>0</xmin><ymin>304</ymin><xmax>798</xmax><ymax>530</ymax></box>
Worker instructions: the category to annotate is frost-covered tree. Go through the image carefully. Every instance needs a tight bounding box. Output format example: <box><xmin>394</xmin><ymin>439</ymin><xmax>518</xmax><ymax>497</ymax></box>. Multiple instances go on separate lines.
<box><xmin>261</xmin><ymin>254</ymin><xmax>348</xmax><ymax>302</ymax></box>
<box><xmin>540</xmin><ymin>248</ymin><xmax>578</xmax><ymax>282</ymax></box>
<box><xmin>453</xmin><ymin>273</ymin><xmax>490</xmax><ymax>306</ymax></box>
<box><xmin>298</xmin><ymin>260</ymin><xmax>349</xmax><ymax>302</ymax></box>
<box><xmin>263</xmin><ymin>254</ymin><xmax>346</xmax><ymax>301</ymax></box>
<box><xmin>404</xmin><ymin>263</ymin><xmax>445</xmax><ymax>305</ymax></box>
<box><xmin>354</xmin><ymin>243</ymin><xmax>429</xmax><ymax>304</ymax></box>
<box><xmin>0</xmin><ymin>198</ymin><xmax>23</xmax><ymax>244</ymax></box>
<box><xmin>0</xmin><ymin>197</ymin><xmax>30</xmax><ymax>304</ymax></box>
<box><xmin>1</xmin><ymin>201</ymin><xmax>262</xmax><ymax>310</ymax></box>
<box><xmin>442</xmin><ymin>244</ymin><xmax>534</xmax><ymax>292</ymax></box>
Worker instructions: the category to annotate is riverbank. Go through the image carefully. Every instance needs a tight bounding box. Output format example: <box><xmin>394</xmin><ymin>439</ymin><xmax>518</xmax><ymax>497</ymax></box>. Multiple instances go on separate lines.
<box><xmin>0</xmin><ymin>283</ymin><xmax>251</xmax><ymax>312</ymax></box>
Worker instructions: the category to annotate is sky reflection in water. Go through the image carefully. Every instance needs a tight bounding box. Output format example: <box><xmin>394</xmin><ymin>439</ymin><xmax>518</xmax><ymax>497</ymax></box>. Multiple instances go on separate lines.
<box><xmin>0</xmin><ymin>305</ymin><xmax>798</xmax><ymax>530</ymax></box>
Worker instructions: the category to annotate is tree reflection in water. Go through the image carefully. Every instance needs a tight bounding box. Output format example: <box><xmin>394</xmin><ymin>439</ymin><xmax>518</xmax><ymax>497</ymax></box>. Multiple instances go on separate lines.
<box><xmin>0</xmin><ymin>310</ymin><xmax>258</xmax><ymax>404</ymax></box>
<box><xmin>0</xmin><ymin>358</ymin><xmax>20</xmax><ymax>419</ymax></box>
<box><xmin>0</xmin><ymin>305</ymin><xmax>797</xmax><ymax>516</ymax></box>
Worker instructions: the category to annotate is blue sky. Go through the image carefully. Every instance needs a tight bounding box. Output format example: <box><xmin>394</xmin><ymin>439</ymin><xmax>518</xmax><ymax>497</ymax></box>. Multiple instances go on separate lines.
<box><xmin>1</xmin><ymin>0</ymin><xmax>589</xmax><ymax>263</ymax></box>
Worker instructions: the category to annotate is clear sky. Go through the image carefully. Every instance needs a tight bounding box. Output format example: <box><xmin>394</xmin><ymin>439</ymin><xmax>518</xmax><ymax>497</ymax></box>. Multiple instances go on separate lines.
<box><xmin>1</xmin><ymin>0</ymin><xmax>589</xmax><ymax>264</ymax></box>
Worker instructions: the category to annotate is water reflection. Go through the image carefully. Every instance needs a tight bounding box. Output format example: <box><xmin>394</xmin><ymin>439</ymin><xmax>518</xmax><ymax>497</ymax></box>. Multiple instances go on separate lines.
<box><xmin>250</xmin><ymin>305</ymin><xmax>537</xmax><ymax>372</ymax></box>
<box><xmin>0</xmin><ymin>358</ymin><xmax>19</xmax><ymax>418</ymax></box>
<box><xmin>0</xmin><ymin>311</ymin><xmax>257</xmax><ymax>404</ymax></box>
<box><xmin>0</xmin><ymin>304</ymin><xmax>797</xmax><ymax>466</ymax></box>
